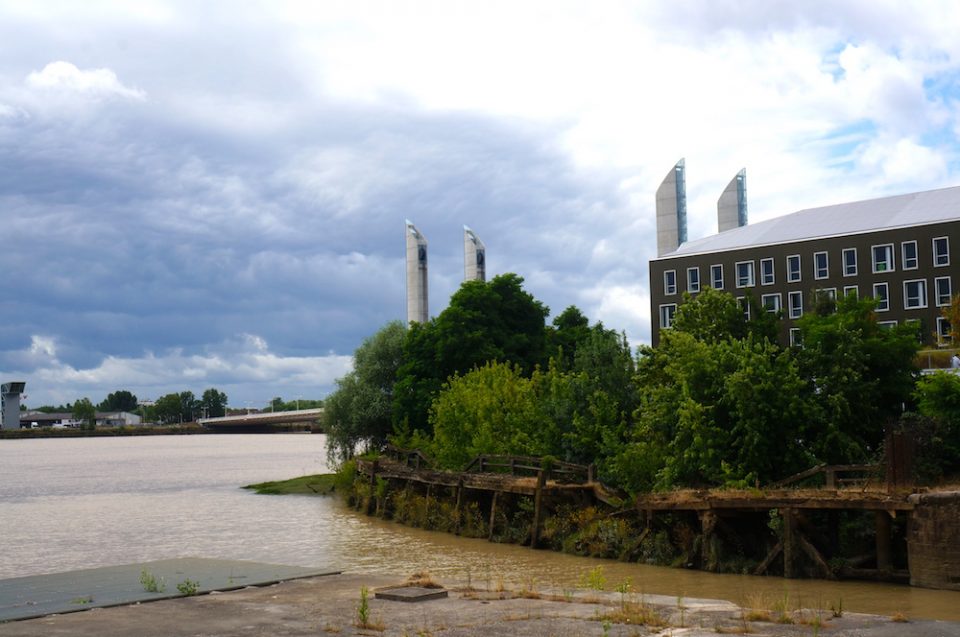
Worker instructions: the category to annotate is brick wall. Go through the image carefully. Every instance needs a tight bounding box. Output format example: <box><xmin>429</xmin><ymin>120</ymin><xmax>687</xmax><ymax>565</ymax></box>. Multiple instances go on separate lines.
<box><xmin>908</xmin><ymin>492</ymin><xmax>960</xmax><ymax>590</ymax></box>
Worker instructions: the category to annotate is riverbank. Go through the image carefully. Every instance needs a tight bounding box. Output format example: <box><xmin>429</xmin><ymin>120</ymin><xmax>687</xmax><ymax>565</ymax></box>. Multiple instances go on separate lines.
<box><xmin>0</xmin><ymin>425</ymin><xmax>210</xmax><ymax>439</ymax></box>
<box><xmin>1</xmin><ymin>571</ymin><xmax>957</xmax><ymax>636</ymax></box>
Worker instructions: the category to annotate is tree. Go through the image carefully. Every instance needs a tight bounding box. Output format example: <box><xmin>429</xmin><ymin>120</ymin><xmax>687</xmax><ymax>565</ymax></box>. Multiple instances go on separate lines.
<box><xmin>97</xmin><ymin>390</ymin><xmax>138</xmax><ymax>412</ymax></box>
<box><xmin>670</xmin><ymin>288</ymin><xmax>746</xmax><ymax>343</ymax></box>
<box><xmin>546</xmin><ymin>306</ymin><xmax>591</xmax><ymax>369</ymax></box>
<box><xmin>72</xmin><ymin>398</ymin><xmax>96</xmax><ymax>430</ymax></box>
<box><xmin>797</xmin><ymin>294</ymin><xmax>920</xmax><ymax>462</ymax></box>
<box><xmin>325</xmin><ymin>321</ymin><xmax>407</xmax><ymax>464</ymax></box>
<box><xmin>153</xmin><ymin>391</ymin><xmax>200</xmax><ymax>424</ymax></box>
<box><xmin>942</xmin><ymin>293</ymin><xmax>960</xmax><ymax>343</ymax></box>
<box><xmin>429</xmin><ymin>362</ymin><xmax>551</xmax><ymax>469</ymax></box>
<box><xmin>394</xmin><ymin>273</ymin><xmax>549</xmax><ymax>431</ymax></box>
<box><xmin>201</xmin><ymin>388</ymin><xmax>228</xmax><ymax>418</ymax></box>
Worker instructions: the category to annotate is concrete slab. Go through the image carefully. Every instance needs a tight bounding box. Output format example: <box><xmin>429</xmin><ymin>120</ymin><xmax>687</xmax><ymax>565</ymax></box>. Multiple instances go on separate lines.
<box><xmin>374</xmin><ymin>586</ymin><xmax>448</xmax><ymax>602</ymax></box>
<box><xmin>0</xmin><ymin>558</ymin><xmax>337</xmax><ymax>623</ymax></box>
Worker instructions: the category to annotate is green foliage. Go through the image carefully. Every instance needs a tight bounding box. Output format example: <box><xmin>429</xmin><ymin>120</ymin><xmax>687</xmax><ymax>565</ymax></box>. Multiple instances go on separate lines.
<box><xmin>797</xmin><ymin>294</ymin><xmax>920</xmax><ymax>462</ymax></box>
<box><xmin>546</xmin><ymin>305</ymin><xmax>591</xmax><ymax>369</ymax></box>
<box><xmin>154</xmin><ymin>391</ymin><xmax>201</xmax><ymax>424</ymax></box>
<box><xmin>324</xmin><ymin>321</ymin><xmax>406</xmax><ymax>465</ymax></box>
<box><xmin>394</xmin><ymin>273</ymin><xmax>549</xmax><ymax>432</ymax></box>
<box><xmin>176</xmin><ymin>579</ymin><xmax>200</xmax><ymax>595</ymax></box>
<box><xmin>429</xmin><ymin>362</ymin><xmax>551</xmax><ymax>469</ymax></box>
<box><xmin>200</xmin><ymin>388</ymin><xmax>228</xmax><ymax>418</ymax></box>
<box><xmin>914</xmin><ymin>371</ymin><xmax>960</xmax><ymax>475</ymax></box>
<box><xmin>97</xmin><ymin>390</ymin><xmax>138</xmax><ymax>412</ymax></box>
<box><xmin>72</xmin><ymin>398</ymin><xmax>96</xmax><ymax>430</ymax></box>
<box><xmin>139</xmin><ymin>569</ymin><xmax>165</xmax><ymax>593</ymax></box>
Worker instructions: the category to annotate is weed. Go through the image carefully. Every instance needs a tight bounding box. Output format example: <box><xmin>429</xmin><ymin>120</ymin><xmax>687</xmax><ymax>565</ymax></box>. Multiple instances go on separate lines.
<box><xmin>891</xmin><ymin>611</ymin><xmax>909</xmax><ymax>623</ymax></box>
<box><xmin>176</xmin><ymin>579</ymin><xmax>200</xmax><ymax>596</ymax></box>
<box><xmin>601</xmin><ymin>619</ymin><xmax>612</xmax><ymax>636</ymax></box>
<box><xmin>615</xmin><ymin>578</ymin><xmax>632</xmax><ymax>610</ymax></box>
<box><xmin>322</xmin><ymin>624</ymin><xmax>341</xmax><ymax>633</ymax></box>
<box><xmin>579</xmin><ymin>565</ymin><xmax>606</xmax><ymax>591</ymax></box>
<box><xmin>404</xmin><ymin>571</ymin><xmax>441</xmax><ymax>589</ymax></box>
<box><xmin>829</xmin><ymin>597</ymin><xmax>843</xmax><ymax>618</ymax></box>
<box><xmin>70</xmin><ymin>596</ymin><xmax>94</xmax><ymax>605</ymax></box>
<box><xmin>354</xmin><ymin>587</ymin><xmax>385</xmax><ymax>631</ymax></box>
<box><xmin>139</xmin><ymin>569</ymin><xmax>166</xmax><ymax>593</ymax></box>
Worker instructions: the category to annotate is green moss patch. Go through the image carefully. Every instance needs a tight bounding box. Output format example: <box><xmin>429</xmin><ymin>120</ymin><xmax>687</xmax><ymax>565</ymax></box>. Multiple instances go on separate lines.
<box><xmin>243</xmin><ymin>474</ymin><xmax>337</xmax><ymax>495</ymax></box>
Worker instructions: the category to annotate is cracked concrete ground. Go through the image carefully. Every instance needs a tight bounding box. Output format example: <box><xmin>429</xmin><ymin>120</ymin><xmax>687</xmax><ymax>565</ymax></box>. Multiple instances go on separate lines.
<box><xmin>0</xmin><ymin>572</ymin><xmax>958</xmax><ymax>637</ymax></box>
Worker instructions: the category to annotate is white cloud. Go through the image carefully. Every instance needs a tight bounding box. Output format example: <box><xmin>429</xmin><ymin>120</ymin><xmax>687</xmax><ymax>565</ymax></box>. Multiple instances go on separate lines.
<box><xmin>26</xmin><ymin>61</ymin><xmax>145</xmax><ymax>100</ymax></box>
<box><xmin>9</xmin><ymin>333</ymin><xmax>353</xmax><ymax>407</ymax></box>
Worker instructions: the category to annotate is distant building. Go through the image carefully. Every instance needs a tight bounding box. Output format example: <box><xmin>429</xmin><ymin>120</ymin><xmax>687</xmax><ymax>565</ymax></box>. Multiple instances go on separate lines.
<box><xmin>650</xmin><ymin>177</ymin><xmax>960</xmax><ymax>347</ymax></box>
<box><xmin>463</xmin><ymin>226</ymin><xmax>486</xmax><ymax>282</ymax></box>
<box><xmin>20</xmin><ymin>411</ymin><xmax>143</xmax><ymax>428</ymax></box>
<box><xmin>405</xmin><ymin>220</ymin><xmax>429</xmax><ymax>324</ymax></box>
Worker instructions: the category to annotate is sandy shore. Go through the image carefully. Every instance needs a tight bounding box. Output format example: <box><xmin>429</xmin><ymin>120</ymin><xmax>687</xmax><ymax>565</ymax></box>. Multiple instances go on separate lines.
<box><xmin>1</xmin><ymin>572</ymin><xmax>958</xmax><ymax>636</ymax></box>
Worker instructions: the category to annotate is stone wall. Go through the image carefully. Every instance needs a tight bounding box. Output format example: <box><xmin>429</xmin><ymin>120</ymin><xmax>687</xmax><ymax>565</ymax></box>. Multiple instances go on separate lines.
<box><xmin>908</xmin><ymin>491</ymin><xmax>960</xmax><ymax>590</ymax></box>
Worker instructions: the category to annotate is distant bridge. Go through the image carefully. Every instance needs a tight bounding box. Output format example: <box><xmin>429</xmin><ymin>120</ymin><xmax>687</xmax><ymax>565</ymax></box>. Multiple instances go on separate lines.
<box><xmin>198</xmin><ymin>408</ymin><xmax>323</xmax><ymax>429</ymax></box>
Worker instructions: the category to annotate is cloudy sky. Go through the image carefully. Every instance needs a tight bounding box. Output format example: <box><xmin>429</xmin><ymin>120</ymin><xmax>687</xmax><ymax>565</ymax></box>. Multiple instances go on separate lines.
<box><xmin>1</xmin><ymin>1</ymin><xmax>959</xmax><ymax>408</ymax></box>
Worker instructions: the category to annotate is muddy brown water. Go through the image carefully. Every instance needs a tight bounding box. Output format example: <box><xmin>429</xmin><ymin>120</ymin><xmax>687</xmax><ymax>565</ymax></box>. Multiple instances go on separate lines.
<box><xmin>1</xmin><ymin>434</ymin><xmax>957</xmax><ymax>621</ymax></box>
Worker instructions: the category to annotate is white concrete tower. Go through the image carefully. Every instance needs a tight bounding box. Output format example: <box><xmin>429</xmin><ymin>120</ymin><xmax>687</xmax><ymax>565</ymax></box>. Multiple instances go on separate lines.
<box><xmin>655</xmin><ymin>159</ymin><xmax>688</xmax><ymax>257</ymax></box>
<box><xmin>463</xmin><ymin>226</ymin><xmax>486</xmax><ymax>282</ymax></box>
<box><xmin>405</xmin><ymin>220</ymin><xmax>429</xmax><ymax>324</ymax></box>
<box><xmin>717</xmin><ymin>168</ymin><xmax>748</xmax><ymax>233</ymax></box>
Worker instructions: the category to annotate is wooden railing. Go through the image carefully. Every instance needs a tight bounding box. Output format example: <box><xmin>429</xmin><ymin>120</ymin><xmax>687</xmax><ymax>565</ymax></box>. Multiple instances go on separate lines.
<box><xmin>769</xmin><ymin>463</ymin><xmax>881</xmax><ymax>490</ymax></box>
<box><xmin>461</xmin><ymin>454</ymin><xmax>593</xmax><ymax>483</ymax></box>
<box><xmin>383</xmin><ymin>444</ymin><xmax>434</xmax><ymax>469</ymax></box>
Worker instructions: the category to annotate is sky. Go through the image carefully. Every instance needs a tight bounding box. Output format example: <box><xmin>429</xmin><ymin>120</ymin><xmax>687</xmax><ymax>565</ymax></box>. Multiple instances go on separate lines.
<box><xmin>1</xmin><ymin>1</ymin><xmax>959</xmax><ymax>408</ymax></box>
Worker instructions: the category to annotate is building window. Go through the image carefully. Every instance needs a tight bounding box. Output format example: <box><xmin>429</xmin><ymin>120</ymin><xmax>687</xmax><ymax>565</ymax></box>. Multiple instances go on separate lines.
<box><xmin>789</xmin><ymin>328</ymin><xmax>802</xmax><ymax>347</ymax></box>
<box><xmin>903</xmin><ymin>279</ymin><xmax>928</xmax><ymax>309</ymax></box>
<box><xmin>687</xmin><ymin>267</ymin><xmax>700</xmax><ymax>293</ymax></box>
<box><xmin>934</xmin><ymin>236</ymin><xmax>950</xmax><ymax>267</ymax></box>
<box><xmin>843</xmin><ymin>285</ymin><xmax>858</xmax><ymax>300</ymax></box>
<box><xmin>814</xmin><ymin>251</ymin><xmax>829</xmax><ymax>279</ymax></box>
<box><xmin>659</xmin><ymin>304</ymin><xmax>677</xmax><ymax>329</ymax></box>
<box><xmin>935</xmin><ymin>276</ymin><xmax>952</xmax><ymax>307</ymax></box>
<box><xmin>873</xmin><ymin>282</ymin><xmax>889</xmax><ymax>311</ymax></box>
<box><xmin>878</xmin><ymin>320</ymin><xmax>898</xmax><ymax>330</ymax></box>
<box><xmin>872</xmin><ymin>244</ymin><xmax>894</xmax><ymax>273</ymax></box>
<box><xmin>902</xmin><ymin>241</ymin><xmax>918</xmax><ymax>270</ymax></box>
<box><xmin>760</xmin><ymin>258</ymin><xmax>775</xmax><ymax>285</ymax></box>
<box><xmin>788</xmin><ymin>291</ymin><xmax>803</xmax><ymax>319</ymax></box>
<box><xmin>736</xmin><ymin>261</ymin><xmax>755</xmax><ymax>288</ymax></box>
<box><xmin>664</xmin><ymin>270</ymin><xmax>677</xmax><ymax>295</ymax></box>
<box><xmin>842</xmin><ymin>248</ymin><xmax>857</xmax><ymax>277</ymax></box>
<box><xmin>816</xmin><ymin>288</ymin><xmax>837</xmax><ymax>303</ymax></box>
<box><xmin>737</xmin><ymin>296</ymin><xmax>750</xmax><ymax>320</ymax></box>
<box><xmin>937</xmin><ymin>317</ymin><xmax>952</xmax><ymax>344</ymax></box>
<box><xmin>761</xmin><ymin>293</ymin><xmax>781</xmax><ymax>314</ymax></box>
<box><xmin>710</xmin><ymin>264</ymin><xmax>723</xmax><ymax>290</ymax></box>
<box><xmin>787</xmin><ymin>255</ymin><xmax>801</xmax><ymax>283</ymax></box>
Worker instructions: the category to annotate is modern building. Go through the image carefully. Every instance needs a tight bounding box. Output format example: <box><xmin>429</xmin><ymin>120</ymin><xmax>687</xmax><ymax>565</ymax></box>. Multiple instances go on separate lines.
<box><xmin>650</xmin><ymin>176</ymin><xmax>960</xmax><ymax>347</ymax></box>
<box><xmin>463</xmin><ymin>226</ymin><xmax>486</xmax><ymax>282</ymax></box>
<box><xmin>405</xmin><ymin>220</ymin><xmax>429</xmax><ymax>324</ymax></box>
<box><xmin>20</xmin><ymin>410</ymin><xmax>143</xmax><ymax>428</ymax></box>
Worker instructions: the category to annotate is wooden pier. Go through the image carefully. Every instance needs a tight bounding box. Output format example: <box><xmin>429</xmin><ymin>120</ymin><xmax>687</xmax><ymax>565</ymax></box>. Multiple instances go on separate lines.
<box><xmin>355</xmin><ymin>448</ymin><xmax>943</xmax><ymax>585</ymax></box>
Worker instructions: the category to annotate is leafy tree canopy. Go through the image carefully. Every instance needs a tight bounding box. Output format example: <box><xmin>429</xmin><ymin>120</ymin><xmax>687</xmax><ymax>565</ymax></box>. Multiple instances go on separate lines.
<box><xmin>98</xmin><ymin>390</ymin><xmax>138</xmax><ymax>412</ymax></box>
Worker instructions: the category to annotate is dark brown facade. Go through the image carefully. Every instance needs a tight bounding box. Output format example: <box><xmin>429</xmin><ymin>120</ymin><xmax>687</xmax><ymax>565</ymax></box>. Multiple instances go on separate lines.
<box><xmin>650</xmin><ymin>219</ymin><xmax>959</xmax><ymax>347</ymax></box>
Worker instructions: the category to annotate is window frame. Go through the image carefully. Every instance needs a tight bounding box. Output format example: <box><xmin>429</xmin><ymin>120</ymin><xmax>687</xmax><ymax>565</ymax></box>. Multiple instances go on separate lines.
<box><xmin>903</xmin><ymin>278</ymin><xmax>928</xmax><ymax>309</ymax></box>
<box><xmin>736</xmin><ymin>296</ymin><xmax>750</xmax><ymax>320</ymax></box>
<box><xmin>735</xmin><ymin>261</ymin><xmax>755</xmax><ymax>288</ymax></box>
<box><xmin>686</xmin><ymin>266</ymin><xmax>700</xmax><ymax>293</ymax></box>
<box><xmin>842</xmin><ymin>248</ymin><xmax>858</xmax><ymax>277</ymax></box>
<box><xmin>814</xmin><ymin>251</ymin><xmax>829</xmax><ymax>280</ymax></box>
<box><xmin>663</xmin><ymin>269</ymin><xmax>677</xmax><ymax>296</ymax></box>
<box><xmin>872</xmin><ymin>243</ymin><xmax>895</xmax><ymax>274</ymax></box>
<box><xmin>788</xmin><ymin>290</ymin><xmax>803</xmax><ymax>319</ymax></box>
<box><xmin>873</xmin><ymin>282</ymin><xmax>890</xmax><ymax>312</ymax></box>
<box><xmin>878</xmin><ymin>320</ymin><xmax>898</xmax><ymax>330</ymax></box>
<box><xmin>901</xmin><ymin>240</ymin><xmax>918</xmax><ymax>271</ymax></box>
<box><xmin>786</xmin><ymin>254</ymin><xmax>801</xmax><ymax>283</ymax></box>
<box><xmin>659</xmin><ymin>303</ymin><xmax>677</xmax><ymax>329</ymax></box>
<box><xmin>935</xmin><ymin>276</ymin><xmax>952</xmax><ymax>307</ymax></box>
<box><xmin>761</xmin><ymin>292</ymin><xmax>782</xmax><ymax>314</ymax></box>
<box><xmin>934</xmin><ymin>236</ymin><xmax>950</xmax><ymax>267</ymax></box>
<box><xmin>760</xmin><ymin>258</ymin><xmax>775</xmax><ymax>286</ymax></box>
<box><xmin>937</xmin><ymin>316</ymin><xmax>952</xmax><ymax>344</ymax></box>
<box><xmin>710</xmin><ymin>264</ymin><xmax>723</xmax><ymax>290</ymax></box>
<box><xmin>843</xmin><ymin>285</ymin><xmax>859</xmax><ymax>300</ymax></box>
<box><xmin>789</xmin><ymin>327</ymin><xmax>802</xmax><ymax>347</ymax></box>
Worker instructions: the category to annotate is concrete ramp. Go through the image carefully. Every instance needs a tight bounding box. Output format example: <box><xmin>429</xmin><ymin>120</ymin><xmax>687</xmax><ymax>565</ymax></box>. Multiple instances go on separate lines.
<box><xmin>0</xmin><ymin>558</ymin><xmax>337</xmax><ymax>623</ymax></box>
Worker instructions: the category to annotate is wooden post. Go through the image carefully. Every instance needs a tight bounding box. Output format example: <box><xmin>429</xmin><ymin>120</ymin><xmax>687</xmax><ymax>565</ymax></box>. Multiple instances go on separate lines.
<box><xmin>588</xmin><ymin>464</ymin><xmax>596</xmax><ymax>483</ymax></box>
<box><xmin>700</xmin><ymin>511</ymin><xmax>718</xmax><ymax>571</ymax></box>
<box><xmin>876</xmin><ymin>510</ymin><xmax>893</xmax><ymax>571</ymax></box>
<box><xmin>783</xmin><ymin>508</ymin><xmax>796</xmax><ymax>578</ymax></box>
<box><xmin>825</xmin><ymin>468</ymin><xmax>836</xmax><ymax>490</ymax></box>
<box><xmin>453</xmin><ymin>479</ymin><xmax>464</xmax><ymax>535</ymax></box>
<box><xmin>488</xmin><ymin>491</ymin><xmax>499</xmax><ymax>541</ymax></box>
<box><xmin>530</xmin><ymin>470</ymin><xmax>547</xmax><ymax>548</ymax></box>
<box><xmin>424</xmin><ymin>484</ymin><xmax>432</xmax><ymax>527</ymax></box>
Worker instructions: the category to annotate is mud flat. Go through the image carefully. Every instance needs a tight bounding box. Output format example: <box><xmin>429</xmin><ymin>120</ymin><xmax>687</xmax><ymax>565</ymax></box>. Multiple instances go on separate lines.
<box><xmin>1</xmin><ymin>571</ymin><xmax>958</xmax><ymax>637</ymax></box>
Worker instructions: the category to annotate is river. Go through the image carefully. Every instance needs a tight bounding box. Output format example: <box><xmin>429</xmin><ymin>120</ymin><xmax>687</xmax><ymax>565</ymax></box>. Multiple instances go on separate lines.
<box><xmin>1</xmin><ymin>434</ymin><xmax>958</xmax><ymax>620</ymax></box>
